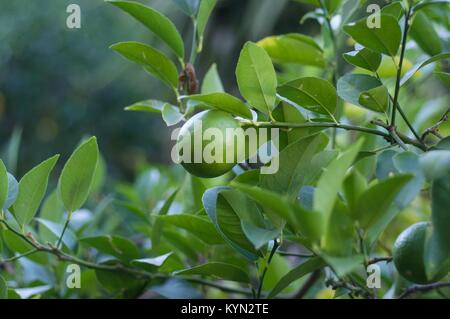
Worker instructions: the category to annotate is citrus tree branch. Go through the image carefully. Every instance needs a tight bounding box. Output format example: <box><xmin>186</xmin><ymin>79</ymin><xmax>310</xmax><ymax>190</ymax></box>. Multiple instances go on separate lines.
<box><xmin>391</xmin><ymin>6</ymin><xmax>412</xmax><ymax>126</ymax></box>
<box><xmin>398</xmin><ymin>281</ymin><xmax>450</xmax><ymax>299</ymax></box>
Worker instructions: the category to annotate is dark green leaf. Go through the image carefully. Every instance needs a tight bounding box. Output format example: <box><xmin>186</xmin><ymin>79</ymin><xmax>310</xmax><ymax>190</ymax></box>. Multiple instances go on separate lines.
<box><xmin>344</xmin><ymin>15</ymin><xmax>401</xmax><ymax>56</ymax></box>
<box><xmin>80</xmin><ymin>235</ymin><xmax>139</xmax><ymax>262</ymax></box>
<box><xmin>410</xmin><ymin>11</ymin><xmax>442</xmax><ymax>56</ymax></box>
<box><xmin>337</xmin><ymin>73</ymin><xmax>383</xmax><ymax>108</ymax></box>
<box><xmin>174</xmin><ymin>262</ymin><xmax>250</xmax><ymax>283</ymax></box>
<box><xmin>108</xmin><ymin>0</ymin><xmax>184</xmax><ymax>58</ymax></box>
<box><xmin>358</xmin><ymin>85</ymin><xmax>389</xmax><ymax>114</ymax></box>
<box><xmin>278</xmin><ymin>77</ymin><xmax>337</xmax><ymax>117</ymax></box>
<box><xmin>111</xmin><ymin>42</ymin><xmax>179</xmax><ymax>89</ymax></box>
<box><xmin>268</xmin><ymin>257</ymin><xmax>325</xmax><ymax>298</ymax></box>
<box><xmin>343</xmin><ymin>48</ymin><xmax>382</xmax><ymax>72</ymax></box>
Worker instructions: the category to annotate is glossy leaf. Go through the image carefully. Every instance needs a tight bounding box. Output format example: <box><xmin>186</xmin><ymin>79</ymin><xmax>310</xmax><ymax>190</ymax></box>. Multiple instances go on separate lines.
<box><xmin>108</xmin><ymin>0</ymin><xmax>184</xmax><ymax>58</ymax></box>
<box><xmin>201</xmin><ymin>63</ymin><xmax>224</xmax><ymax>93</ymax></box>
<box><xmin>337</xmin><ymin>73</ymin><xmax>383</xmax><ymax>108</ymax></box>
<box><xmin>13</xmin><ymin>155</ymin><xmax>59</xmax><ymax>227</ymax></box>
<box><xmin>343</xmin><ymin>48</ymin><xmax>382</xmax><ymax>72</ymax></box>
<box><xmin>268</xmin><ymin>257</ymin><xmax>325</xmax><ymax>298</ymax></box>
<box><xmin>162</xmin><ymin>103</ymin><xmax>184</xmax><ymax>126</ymax></box>
<box><xmin>314</xmin><ymin>140</ymin><xmax>363</xmax><ymax>234</ymax></box>
<box><xmin>157</xmin><ymin>214</ymin><xmax>224</xmax><ymax>245</ymax></box>
<box><xmin>59</xmin><ymin>137</ymin><xmax>98</xmax><ymax>212</ymax></box>
<box><xmin>258</xmin><ymin>33</ymin><xmax>325</xmax><ymax>67</ymax></box>
<box><xmin>236</xmin><ymin>42</ymin><xmax>277</xmax><ymax>114</ymax></box>
<box><xmin>425</xmin><ymin>176</ymin><xmax>450</xmax><ymax>278</ymax></box>
<box><xmin>175</xmin><ymin>262</ymin><xmax>250</xmax><ymax>283</ymax></box>
<box><xmin>358</xmin><ymin>85</ymin><xmax>389</xmax><ymax>114</ymax></box>
<box><xmin>181</xmin><ymin>93</ymin><xmax>252</xmax><ymax>119</ymax></box>
<box><xmin>355</xmin><ymin>175</ymin><xmax>413</xmax><ymax>229</ymax></box>
<box><xmin>3</xmin><ymin>173</ymin><xmax>18</xmax><ymax>210</ymax></box>
<box><xmin>0</xmin><ymin>160</ymin><xmax>8</xmax><ymax>210</ymax></box>
<box><xmin>344</xmin><ymin>15</ymin><xmax>401</xmax><ymax>56</ymax></box>
<box><xmin>197</xmin><ymin>0</ymin><xmax>217</xmax><ymax>45</ymax></box>
<box><xmin>410</xmin><ymin>11</ymin><xmax>442</xmax><ymax>56</ymax></box>
<box><xmin>278</xmin><ymin>77</ymin><xmax>337</xmax><ymax>117</ymax></box>
<box><xmin>203</xmin><ymin>187</ymin><xmax>259</xmax><ymax>260</ymax></box>
<box><xmin>80</xmin><ymin>235</ymin><xmax>140</xmax><ymax>262</ymax></box>
<box><xmin>111</xmin><ymin>42</ymin><xmax>179</xmax><ymax>89</ymax></box>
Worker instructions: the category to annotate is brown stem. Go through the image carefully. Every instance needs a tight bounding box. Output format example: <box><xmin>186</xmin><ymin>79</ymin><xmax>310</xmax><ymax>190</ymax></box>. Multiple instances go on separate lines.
<box><xmin>398</xmin><ymin>281</ymin><xmax>450</xmax><ymax>299</ymax></box>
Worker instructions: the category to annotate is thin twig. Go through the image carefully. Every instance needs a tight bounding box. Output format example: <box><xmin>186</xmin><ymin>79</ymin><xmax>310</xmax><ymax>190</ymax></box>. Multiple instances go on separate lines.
<box><xmin>421</xmin><ymin>107</ymin><xmax>450</xmax><ymax>142</ymax></box>
<box><xmin>257</xmin><ymin>239</ymin><xmax>279</xmax><ymax>299</ymax></box>
<box><xmin>398</xmin><ymin>281</ymin><xmax>450</xmax><ymax>299</ymax></box>
<box><xmin>367</xmin><ymin>257</ymin><xmax>393</xmax><ymax>265</ymax></box>
<box><xmin>56</xmin><ymin>212</ymin><xmax>72</xmax><ymax>249</ymax></box>
<box><xmin>391</xmin><ymin>6</ymin><xmax>412</xmax><ymax>126</ymax></box>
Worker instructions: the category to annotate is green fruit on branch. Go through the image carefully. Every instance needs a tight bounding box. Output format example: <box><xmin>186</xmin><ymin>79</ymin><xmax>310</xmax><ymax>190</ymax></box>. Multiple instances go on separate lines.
<box><xmin>176</xmin><ymin>110</ymin><xmax>243</xmax><ymax>178</ymax></box>
<box><xmin>393</xmin><ymin>222</ymin><xmax>449</xmax><ymax>284</ymax></box>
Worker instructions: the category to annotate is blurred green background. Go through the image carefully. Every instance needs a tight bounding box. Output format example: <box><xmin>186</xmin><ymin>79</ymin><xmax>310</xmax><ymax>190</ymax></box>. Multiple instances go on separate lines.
<box><xmin>0</xmin><ymin>0</ymin><xmax>319</xmax><ymax>179</ymax></box>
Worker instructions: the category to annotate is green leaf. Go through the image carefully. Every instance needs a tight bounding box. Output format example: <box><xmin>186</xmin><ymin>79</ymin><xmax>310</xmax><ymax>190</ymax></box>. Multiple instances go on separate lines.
<box><xmin>0</xmin><ymin>275</ymin><xmax>7</xmax><ymax>299</ymax></box>
<box><xmin>337</xmin><ymin>73</ymin><xmax>383</xmax><ymax>107</ymax></box>
<box><xmin>236</xmin><ymin>42</ymin><xmax>277</xmax><ymax>114</ymax></box>
<box><xmin>202</xmin><ymin>187</ymin><xmax>259</xmax><ymax>260</ymax></box>
<box><xmin>410</xmin><ymin>11</ymin><xmax>442</xmax><ymax>56</ymax></box>
<box><xmin>343</xmin><ymin>48</ymin><xmax>382</xmax><ymax>72</ymax></box>
<box><xmin>151</xmin><ymin>188</ymin><xmax>180</xmax><ymax>252</ymax></box>
<box><xmin>157</xmin><ymin>214</ymin><xmax>224</xmax><ymax>245</ymax></box>
<box><xmin>172</xmin><ymin>0</ymin><xmax>200</xmax><ymax>15</ymax></box>
<box><xmin>95</xmin><ymin>260</ymin><xmax>140</xmax><ymax>292</ymax></box>
<box><xmin>401</xmin><ymin>53</ymin><xmax>450</xmax><ymax>86</ymax></box>
<box><xmin>13</xmin><ymin>155</ymin><xmax>59</xmax><ymax>228</ymax></box>
<box><xmin>419</xmin><ymin>150</ymin><xmax>450</xmax><ymax>181</ymax></box>
<box><xmin>381</xmin><ymin>1</ymin><xmax>404</xmax><ymax>19</ymax></box>
<box><xmin>343</xmin><ymin>169</ymin><xmax>367</xmax><ymax>217</ymax></box>
<box><xmin>414</xmin><ymin>0</ymin><xmax>450</xmax><ymax>12</ymax></box>
<box><xmin>294</xmin><ymin>0</ymin><xmax>342</xmax><ymax>13</ymax></box>
<box><xmin>323</xmin><ymin>200</ymin><xmax>354</xmax><ymax>256</ymax></box>
<box><xmin>131</xmin><ymin>252</ymin><xmax>173</xmax><ymax>269</ymax></box>
<box><xmin>231</xmin><ymin>183</ymin><xmax>323</xmax><ymax>242</ymax></box>
<box><xmin>80</xmin><ymin>235</ymin><xmax>139</xmax><ymax>262</ymax></box>
<box><xmin>260</xmin><ymin>134</ymin><xmax>329</xmax><ymax>199</ymax></box>
<box><xmin>355</xmin><ymin>175</ymin><xmax>413</xmax><ymax>229</ymax></box>
<box><xmin>108</xmin><ymin>0</ymin><xmax>184</xmax><ymax>58</ymax></box>
<box><xmin>174</xmin><ymin>262</ymin><xmax>250</xmax><ymax>283</ymax></box>
<box><xmin>435</xmin><ymin>72</ymin><xmax>450</xmax><ymax>86</ymax></box>
<box><xmin>197</xmin><ymin>0</ymin><xmax>217</xmax><ymax>46</ymax></box>
<box><xmin>344</xmin><ymin>15</ymin><xmax>401</xmax><ymax>56</ymax></box>
<box><xmin>0</xmin><ymin>160</ymin><xmax>8</xmax><ymax>209</ymax></box>
<box><xmin>201</xmin><ymin>63</ymin><xmax>224</xmax><ymax>94</ymax></box>
<box><xmin>314</xmin><ymin>140</ymin><xmax>363</xmax><ymax>235</ymax></box>
<box><xmin>257</xmin><ymin>33</ymin><xmax>325</xmax><ymax>67</ymax></box>
<box><xmin>162</xmin><ymin>103</ymin><xmax>184</xmax><ymax>126</ymax></box>
<box><xmin>3</xmin><ymin>173</ymin><xmax>18</xmax><ymax>210</ymax></box>
<box><xmin>425</xmin><ymin>176</ymin><xmax>450</xmax><ymax>278</ymax></box>
<box><xmin>358</xmin><ymin>85</ymin><xmax>389</xmax><ymax>114</ymax></box>
<box><xmin>38</xmin><ymin>190</ymin><xmax>65</xmax><ymax>243</ymax></box>
<box><xmin>277</xmin><ymin>77</ymin><xmax>337</xmax><ymax>117</ymax></box>
<box><xmin>111</xmin><ymin>42</ymin><xmax>179</xmax><ymax>89</ymax></box>
<box><xmin>268</xmin><ymin>257</ymin><xmax>325</xmax><ymax>298</ymax></box>
<box><xmin>59</xmin><ymin>137</ymin><xmax>98</xmax><ymax>212</ymax></box>
<box><xmin>181</xmin><ymin>93</ymin><xmax>252</xmax><ymax>119</ymax></box>
<box><xmin>321</xmin><ymin>254</ymin><xmax>364</xmax><ymax>277</ymax></box>
<box><xmin>241</xmin><ymin>221</ymin><xmax>280</xmax><ymax>250</ymax></box>
<box><xmin>125</xmin><ymin>99</ymin><xmax>167</xmax><ymax>113</ymax></box>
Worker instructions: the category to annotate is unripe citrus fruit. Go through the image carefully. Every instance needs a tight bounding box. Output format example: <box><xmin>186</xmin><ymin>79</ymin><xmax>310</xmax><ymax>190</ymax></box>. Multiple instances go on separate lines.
<box><xmin>393</xmin><ymin>222</ymin><xmax>448</xmax><ymax>284</ymax></box>
<box><xmin>176</xmin><ymin>110</ymin><xmax>242</xmax><ymax>178</ymax></box>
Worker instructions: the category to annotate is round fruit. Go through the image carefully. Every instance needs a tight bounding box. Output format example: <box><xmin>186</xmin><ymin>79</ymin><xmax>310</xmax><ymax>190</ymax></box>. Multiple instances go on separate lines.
<box><xmin>176</xmin><ymin>110</ymin><xmax>242</xmax><ymax>178</ymax></box>
<box><xmin>393</xmin><ymin>222</ymin><xmax>448</xmax><ymax>284</ymax></box>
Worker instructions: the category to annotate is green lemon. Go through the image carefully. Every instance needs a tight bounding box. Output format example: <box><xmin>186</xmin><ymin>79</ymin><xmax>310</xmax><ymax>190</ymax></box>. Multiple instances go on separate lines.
<box><xmin>393</xmin><ymin>222</ymin><xmax>448</xmax><ymax>284</ymax></box>
<box><xmin>176</xmin><ymin>110</ymin><xmax>242</xmax><ymax>178</ymax></box>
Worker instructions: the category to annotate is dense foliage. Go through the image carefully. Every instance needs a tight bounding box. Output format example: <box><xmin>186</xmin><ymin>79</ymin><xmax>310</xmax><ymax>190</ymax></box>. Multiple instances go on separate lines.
<box><xmin>0</xmin><ymin>0</ymin><xmax>449</xmax><ymax>299</ymax></box>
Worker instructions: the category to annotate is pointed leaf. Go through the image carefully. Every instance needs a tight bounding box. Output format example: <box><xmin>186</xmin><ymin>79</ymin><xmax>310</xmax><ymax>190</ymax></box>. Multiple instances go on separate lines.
<box><xmin>343</xmin><ymin>48</ymin><xmax>382</xmax><ymax>72</ymax></box>
<box><xmin>181</xmin><ymin>93</ymin><xmax>252</xmax><ymax>119</ymax></box>
<box><xmin>201</xmin><ymin>63</ymin><xmax>224</xmax><ymax>93</ymax></box>
<box><xmin>59</xmin><ymin>137</ymin><xmax>98</xmax><ymax>212</ymax></box>
<box><xmin>108</xmin><ymin>0</ymin><xmax>184</xmax><ymax>58</ymax></box>
<box><xmin>236</xmin><ymin>42</ymin><xmax>277</xmax><ymax>114</ymax></box>
<box><xmin>278</xmin><ymin>77</ymin><xmax>337</xmax><ymax>117</ymax></box>
<box><xmin>111</xmin><ymin>41</ymin><xmax>179</xmax><ymax>89</ymax></box>
<box><xmin>344</xmin><ymin>15</ymin><xmax>401</xmax><ymax>56</ymax></box>
<box><xmin>13</xmin><ymin>155</ymin><xmax>59</xmax><ymax>227</ymax></box>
